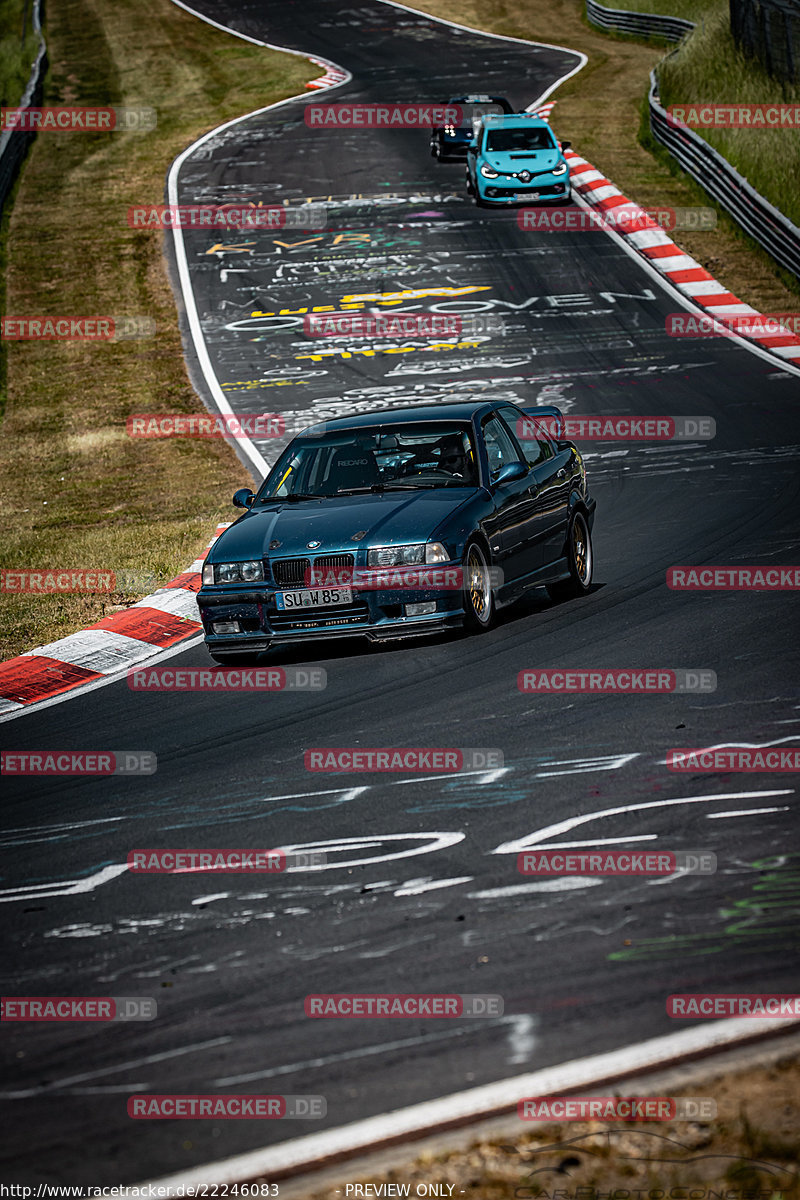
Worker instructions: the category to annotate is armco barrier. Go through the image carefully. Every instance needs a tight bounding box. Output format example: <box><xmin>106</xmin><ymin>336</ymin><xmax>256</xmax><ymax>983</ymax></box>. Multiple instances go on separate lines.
<box><xmin>585</xmin><ymin>0</ymin><xmax>800</xmax><ymax>284</ymax></box>
<box><xmin>648</xmin><ymin>69</ymin><xmax>800</xmax><ymax>281</ymax></box>
<box><xmin>585</xmin><ymin>0</ymin><xmax>693</xmax><ymax>43</ymax></box>
<box><xmin>0</xmin><ymin>0</ymin><xmax>47</xmax><ymax>213</ymax></box>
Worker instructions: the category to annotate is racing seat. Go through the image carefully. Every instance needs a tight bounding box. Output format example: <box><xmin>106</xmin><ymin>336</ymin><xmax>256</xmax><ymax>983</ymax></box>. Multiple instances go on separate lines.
<box><xmin>320</xmin><ymin>446</ymin><xmax>382</xmax><ymax>494</ymax></box>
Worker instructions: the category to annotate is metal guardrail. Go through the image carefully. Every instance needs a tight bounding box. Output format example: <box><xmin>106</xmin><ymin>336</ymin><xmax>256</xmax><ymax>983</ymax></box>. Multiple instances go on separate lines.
<box><xmin>648</xmin><ymin>69</ymin><xmax>800</xmax><ymax>281</ymax></box>
<box><xmin>730</xmin><ymin>0</ymin><xmax>800</xmax><ymax>84</ymax></box>
<box><xmin>586</xmin><ymin>0</ymin><xmax>694</xmax><ymax>42</ymax></box>
<box><xmin>0</xmin><ymin>0</ymin><xmax>47</xmax><ymax>214</ymax></box>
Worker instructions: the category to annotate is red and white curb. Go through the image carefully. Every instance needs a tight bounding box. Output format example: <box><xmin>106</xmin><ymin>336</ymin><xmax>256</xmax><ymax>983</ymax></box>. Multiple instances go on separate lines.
<box><xmin>565</xmin><ymin>147</ymin><xmax>800</xmax><ymax>367</ymax></box>
<box><xmin>0</xmin><ymin>523</ymin><xmax>230</xmax><ymax>716</ymax></box>
<box><xmin>306</xmin><ymin>57</ymin><xmax>349</xmax><ymax>89</ymax></box>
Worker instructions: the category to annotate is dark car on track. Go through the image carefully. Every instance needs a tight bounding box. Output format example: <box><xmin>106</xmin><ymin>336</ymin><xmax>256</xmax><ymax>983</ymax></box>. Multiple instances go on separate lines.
<box><xmin>429</xmin><ymin>94</ymin><xmax>514</xmax><ymax>159</ymax></box>
<box><xmin>198</xmin><ymin>400</ymin><xmax>596</xmax><ymax>662</ymax></box>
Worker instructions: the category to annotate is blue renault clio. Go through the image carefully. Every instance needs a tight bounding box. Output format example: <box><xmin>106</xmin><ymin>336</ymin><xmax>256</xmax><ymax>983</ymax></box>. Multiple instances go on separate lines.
<box><xmin>465</xmin><ymin>113</ymin><xmax>571</xmax><ymax>206</ymax></box>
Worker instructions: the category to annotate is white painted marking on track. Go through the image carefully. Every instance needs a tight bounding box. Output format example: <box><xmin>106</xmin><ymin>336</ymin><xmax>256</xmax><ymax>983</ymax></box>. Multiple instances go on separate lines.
<box><xmin>0</xmin><ymin>1037</ymin><xmax>233</xmax><ymax>1099</ymax></box>
<box><xmin>706</xmin><ymin>806</ymin><xmax>791</xmax><ymax>818</ymax></box>
<box><xmin>533</xmin><ymin>752</ymin><xmax>639</xmax><ymax>777</ymax></box>
<box><xmin>277</xmin><ymin>831</ymin><xmax>464</xmax><ymax>870</ymax></box>
<box><xmin>492</xmin><ymin>791</ymin><xmax>794</xmax><ymax>855</ymax></box>
<box><xmin>393</xmin><ymin>876</ymin><xmax>473</xmax><ymax>896</ymax></box>
<box><xmin>469</xmin><ymin>878</ymin><xmax>602</xmax><ymax>898</ymax></box>
<box><xmin>0</xmin><ymin>862</ymin><xmax>129</xmax><ymax>903</ymax></box>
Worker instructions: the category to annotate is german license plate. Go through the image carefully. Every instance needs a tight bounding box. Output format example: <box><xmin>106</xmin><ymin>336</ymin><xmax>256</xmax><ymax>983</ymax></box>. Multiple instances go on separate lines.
<box><xmin>517</xmin><ymin>191</ymin><xmax>539</xmax><ymax>200</ymax></box>
<box><xmin>275</xmin><ymin>587</ymin><xmax>353</xmax><ymax>610</ymax></box>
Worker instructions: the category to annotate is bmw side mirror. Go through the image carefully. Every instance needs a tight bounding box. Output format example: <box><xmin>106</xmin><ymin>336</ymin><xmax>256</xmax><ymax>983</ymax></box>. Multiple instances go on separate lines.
<box><xmin>493</xmin><ymin>461</ymin><xmax>527</xmax><ymax>487</ymax></box>
<box><xmin>232</xmin><ymin>488</ymin><xmax>255</xmax><ymax>509</ymax></box>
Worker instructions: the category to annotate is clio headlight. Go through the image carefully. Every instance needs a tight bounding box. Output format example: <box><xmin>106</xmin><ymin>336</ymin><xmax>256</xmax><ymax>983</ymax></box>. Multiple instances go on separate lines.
<box><xmin>480</xmin><ymin>163</ymin><xmax>499</xmax><ymax>179</ymax></box>
<box><xmin>552</xmin><ymin>161</ymin><xmax>568</xmax><ymax>176</ymax></box>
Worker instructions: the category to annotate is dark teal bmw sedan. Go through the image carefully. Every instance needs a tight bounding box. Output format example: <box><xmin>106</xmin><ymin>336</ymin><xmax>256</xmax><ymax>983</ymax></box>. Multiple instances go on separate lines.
<box><xmin>198</xmin><ymin>400</ymin><xmax>596</xmax><ymax>662</ymax></box>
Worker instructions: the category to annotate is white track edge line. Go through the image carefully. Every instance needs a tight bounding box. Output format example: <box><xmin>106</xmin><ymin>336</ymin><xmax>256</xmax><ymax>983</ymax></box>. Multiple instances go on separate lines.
<box><xmin>140</xmin><ymin>1017</ymin><xmax>800</xmax><ymax>1189</ymax></box>
<box><xmin>165</xmin><ymin>0</ymin><xmax>353</xmax><ymax>479</ymax></box>
<box><xmin>570</xmin><ymin>188</ymin><xmax>800</xmax><ymax>378</ymax></box>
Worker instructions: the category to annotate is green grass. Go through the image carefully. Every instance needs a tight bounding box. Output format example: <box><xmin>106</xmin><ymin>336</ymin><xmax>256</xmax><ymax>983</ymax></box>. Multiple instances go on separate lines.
<box><xmin>656</xmin><ymin>2</ymin><xmax>800</xmax><ymax>227</ymax></box>
<box><xmin>0</xmin><ymin>0</ymin><xmax>41</xmax><ymax>108</ymax></box>
<box><xmin>0</xmin><ymin>0</ymin><xmax>316</xmax><ymax>660</ymax></box>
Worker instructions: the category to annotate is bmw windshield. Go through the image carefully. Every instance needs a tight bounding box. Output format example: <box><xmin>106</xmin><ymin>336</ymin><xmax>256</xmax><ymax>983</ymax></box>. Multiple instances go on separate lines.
<box><xmin>256</xmin><ymin>424</ymin><xmax>479</xmax><ymax>501</ymax></box>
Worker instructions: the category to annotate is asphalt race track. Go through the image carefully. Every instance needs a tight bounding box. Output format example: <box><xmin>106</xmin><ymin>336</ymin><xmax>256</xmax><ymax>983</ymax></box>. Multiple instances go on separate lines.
<box><xmin>1</xmin><ymin>0</ymin><xmax>799</xmax><ymax>1185</ymax></box>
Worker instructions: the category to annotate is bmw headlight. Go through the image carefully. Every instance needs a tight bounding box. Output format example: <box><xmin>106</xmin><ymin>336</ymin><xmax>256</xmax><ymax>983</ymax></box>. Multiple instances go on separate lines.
<box><xmin>552</xmin><ymin>161</ymin><xmax>568</xmax><ymax>176</ymax></box>
<box><xmin>480</xmin><ymin>163</ymin><xmax>499</xmax><ymax>179</ymax></box>
<box><xmin>367</xmin><ymin>543</ymin><xmax>450</xmax><ymax>567</ymax></box>
<box><xmin>203</xmin><ymin>560</ymin><xmax>264</xmax><ymax>585</ymax></box>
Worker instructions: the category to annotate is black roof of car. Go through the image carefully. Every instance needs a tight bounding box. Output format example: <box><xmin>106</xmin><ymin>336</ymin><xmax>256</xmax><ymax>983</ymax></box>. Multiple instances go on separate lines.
<box><xmin>303</xmin><ymin>400</ymin><xmax>500</xmax><ymax>435</ymax></box>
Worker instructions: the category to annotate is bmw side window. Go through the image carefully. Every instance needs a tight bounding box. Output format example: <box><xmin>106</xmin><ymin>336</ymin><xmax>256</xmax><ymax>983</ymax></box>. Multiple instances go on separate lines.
<box><xmin>497</xmin><ymin>405</ymin><xmax>553</xmax><ymax>467</ymax></box>
<box><xmin>482</xmin><ymin>415</ymin><xmax>525</xmax><ymax>481</ymax></box>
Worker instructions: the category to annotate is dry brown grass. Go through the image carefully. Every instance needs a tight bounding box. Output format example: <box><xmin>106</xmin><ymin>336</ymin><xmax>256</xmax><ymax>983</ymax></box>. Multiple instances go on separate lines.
<box><xmin>0</xmin><ymin>0</ymin><xmax>315</xmax><ymax>660</ymax></box>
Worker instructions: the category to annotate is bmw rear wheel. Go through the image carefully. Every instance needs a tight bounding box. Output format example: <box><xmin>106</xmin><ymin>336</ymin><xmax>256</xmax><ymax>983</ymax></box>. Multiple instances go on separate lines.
<box><xmin>547</xmin><ymin>510</ymin><xmax>593</xmax><ymax>601</ymax></box>
<box><xmin>463</xmin><ymin>540</ymin><xmax>495</xmax><ymax>631</ymax></box>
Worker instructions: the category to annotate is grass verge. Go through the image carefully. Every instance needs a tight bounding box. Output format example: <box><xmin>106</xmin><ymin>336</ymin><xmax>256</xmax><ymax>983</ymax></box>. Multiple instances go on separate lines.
<box><xmin>0</xmin><ymin>0</ymin><xmax>315</xmax><ymax>662</ymax></box>
<box><xmin>0</xmin><ymin>0</ymin><xmax>41</xmax><ymax>108</ymax></box>
<box><xmin>657</xmin><ymin>3</ymin><xmax>800</xmax><ymax>227</ymax></box>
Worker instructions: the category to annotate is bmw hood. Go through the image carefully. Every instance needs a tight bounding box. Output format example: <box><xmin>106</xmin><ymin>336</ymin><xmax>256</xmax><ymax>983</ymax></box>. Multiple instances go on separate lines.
<box><xmin>208</xmin><ymin>490</ymin><xmax>475</xmax><ymax>562</ymax></box>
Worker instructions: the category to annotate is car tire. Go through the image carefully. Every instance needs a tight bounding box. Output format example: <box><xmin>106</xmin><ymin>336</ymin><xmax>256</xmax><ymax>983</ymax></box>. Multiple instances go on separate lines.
<box><xmin>547</xmin><ymin>510</ymin><xmax>593</xmax><ymax>602</ymax></box>
<box><xmin>465</xmin><ymin>171</ymin><xmax>474</xmax><ymax>195</ymax></box>
<box><xmin>475</xmin><ymin>193</ymin><xmax>490</xmax><ymax>208</ymax></box>
<box><xmin>463</xmin><ymin>540</ymin><xmax>496</xmax><ymax>631</ymax></box>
